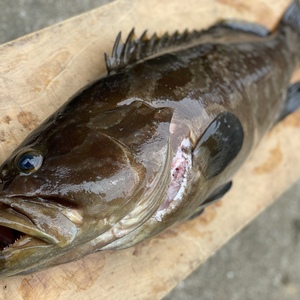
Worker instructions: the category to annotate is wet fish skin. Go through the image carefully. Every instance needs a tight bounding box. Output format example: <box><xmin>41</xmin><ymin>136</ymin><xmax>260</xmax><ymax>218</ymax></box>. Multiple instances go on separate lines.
<box><xmin>0</xmin><ymin>2</ymin><xmax>299</xmax><ymax>277</ymax></box>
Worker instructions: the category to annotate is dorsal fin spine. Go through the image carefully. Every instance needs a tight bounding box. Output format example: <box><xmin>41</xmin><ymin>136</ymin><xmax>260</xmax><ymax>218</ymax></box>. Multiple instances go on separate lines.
<box><xmin>123</xmin><ymin>28</ymin><xmax>135</xmax><ymax>65</ymax></box>
<box><xmin>104</xmin><ymin>28</ymin><xmax>202</xmax><ymax>75</ymax></box>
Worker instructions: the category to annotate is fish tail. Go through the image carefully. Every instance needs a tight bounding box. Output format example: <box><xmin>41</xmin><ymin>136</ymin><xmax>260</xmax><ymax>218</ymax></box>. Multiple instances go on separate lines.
<box><xmin>280</xmin><ymin>0</ymin><xmax>300</xmax><ymax>34</ymax></box>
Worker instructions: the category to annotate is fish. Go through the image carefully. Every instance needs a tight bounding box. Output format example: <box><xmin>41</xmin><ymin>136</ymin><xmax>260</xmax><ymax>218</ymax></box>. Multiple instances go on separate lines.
<box><xmin>0</xmin><ymin>2</ymin><xmax>300</xmax><ymax>278</ymax></box>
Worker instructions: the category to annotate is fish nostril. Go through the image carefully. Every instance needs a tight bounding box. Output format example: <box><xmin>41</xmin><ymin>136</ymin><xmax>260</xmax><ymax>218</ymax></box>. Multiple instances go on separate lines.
<box><xmin>1</xmin><ymin>164</ymin><xmax>9</xmax><ymax>179</ymax></box>
<box><xmin>0</xmin><ymin>164</ymin><xmax>16</xmax><ymax>187</ymax></box>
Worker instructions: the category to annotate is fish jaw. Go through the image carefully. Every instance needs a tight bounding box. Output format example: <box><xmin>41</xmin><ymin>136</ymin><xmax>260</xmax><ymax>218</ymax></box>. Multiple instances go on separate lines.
<box><xmin>0</xmin><ymin>196</ymin><xmax>80</xmax><ymax>277</ymax></box>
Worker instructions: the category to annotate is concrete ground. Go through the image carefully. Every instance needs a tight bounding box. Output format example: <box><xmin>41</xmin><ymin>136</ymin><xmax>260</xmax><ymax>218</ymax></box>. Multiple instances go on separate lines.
<box><xmin>164</xmin><ymin>184</ymin><xmax>300</xmax><ymax>300</ymax></box>
<box><xmin>1</xmin><ymin>1</ymin><xmax>299</xmax><ymax>299</ymax></box>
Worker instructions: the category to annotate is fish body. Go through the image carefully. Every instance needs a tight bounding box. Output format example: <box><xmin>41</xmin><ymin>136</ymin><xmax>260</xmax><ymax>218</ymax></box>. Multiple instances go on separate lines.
<box><xmin>0</xmin><ymin>2</ymin><xmax>300</xmax><ymax>277</ymax></box>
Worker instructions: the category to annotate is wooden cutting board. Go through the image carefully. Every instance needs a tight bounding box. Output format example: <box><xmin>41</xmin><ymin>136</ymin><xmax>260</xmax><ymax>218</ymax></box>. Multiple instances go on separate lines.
<box><xmin>0</xmin><ymin>0</ymin><xmax>299</xmax><ymax>299</ymax></box>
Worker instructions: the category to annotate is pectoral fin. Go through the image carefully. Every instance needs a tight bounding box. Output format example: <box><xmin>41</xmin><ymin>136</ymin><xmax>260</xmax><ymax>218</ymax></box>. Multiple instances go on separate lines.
<box><xmin>201</xmin><ymin>181</ymin><xmax>232</xmax><ymax>206</ymax></box>
<box><xmin>193</xmin><ymin>112</ymin><xmax>244</xmax><ymax>180</ymax></box>
<box><xmin>188</xmin><ymin>181</ymin><xmax>232</xmax><ymax>220</ymax></box>
<box><xmin>277</xmin><ymin>82</ymin><xmax>300</xmax><ymax>122</ymax></box>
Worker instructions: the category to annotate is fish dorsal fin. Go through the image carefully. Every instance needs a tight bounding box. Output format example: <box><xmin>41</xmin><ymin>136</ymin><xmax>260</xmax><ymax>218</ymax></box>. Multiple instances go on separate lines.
<box><xmin>104</xmin><ymin>28</ymin><xmax>201</xmax><ymax>74</ymax></box>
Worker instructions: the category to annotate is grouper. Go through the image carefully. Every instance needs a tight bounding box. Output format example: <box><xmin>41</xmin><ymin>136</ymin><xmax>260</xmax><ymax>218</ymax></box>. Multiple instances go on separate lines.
<box><xmin>0</xmin><ymin>2</ymin><xmax>300</xmax><ymax>278</ymax></box>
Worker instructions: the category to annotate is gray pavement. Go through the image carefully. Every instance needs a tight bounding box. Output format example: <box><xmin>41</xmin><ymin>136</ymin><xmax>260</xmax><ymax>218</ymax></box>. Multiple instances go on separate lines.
<box><xmin>165</xmin><ymin>183</ymin><xmax>300</xmax><ymax>300</ymax></box>
<box><xmin>1</xmin><ymin>1</ymin><xmax>300</xmax><ymax>299</ymax></box>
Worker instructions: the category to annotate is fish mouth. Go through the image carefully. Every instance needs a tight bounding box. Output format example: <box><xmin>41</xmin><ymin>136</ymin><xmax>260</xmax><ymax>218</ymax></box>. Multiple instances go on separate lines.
<box><xmin>0</xmin><ymin>197</ymin><xmax>80</xmax><ymax>253</ymax></box>
<box><xmin>0</xmin><ymin>204</ymin><xmax>57</xmax><ymax>252</ymax></box>
<box><xmin>0</xmin><ymin>225</ymin><xmax>26</xmax><ymax>251</ymax></box>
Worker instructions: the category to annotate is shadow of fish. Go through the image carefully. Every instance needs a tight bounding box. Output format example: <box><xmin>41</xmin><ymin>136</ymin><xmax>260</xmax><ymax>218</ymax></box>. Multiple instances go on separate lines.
<box><xmin>0</xmin><ymin>1</ymin><xmax>300</xmax><ymax>278</ymax></box>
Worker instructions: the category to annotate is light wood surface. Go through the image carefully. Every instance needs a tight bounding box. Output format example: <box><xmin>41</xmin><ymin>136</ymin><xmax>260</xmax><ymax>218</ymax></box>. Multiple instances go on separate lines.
<box><xmin>0</xmin><ymin>0</ymin><xmax>299</xmax><ymax>299</ymax></box>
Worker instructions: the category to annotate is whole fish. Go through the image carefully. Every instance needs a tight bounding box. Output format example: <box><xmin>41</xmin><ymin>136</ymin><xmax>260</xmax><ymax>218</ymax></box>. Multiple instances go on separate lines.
<box><xmin>0</xmin><ymin>2</ymin><xmax>300</xmax><ymax>278</ymax></box>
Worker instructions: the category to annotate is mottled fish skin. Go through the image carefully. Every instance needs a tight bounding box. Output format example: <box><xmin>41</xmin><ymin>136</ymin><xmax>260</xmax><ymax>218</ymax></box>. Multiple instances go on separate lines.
<box><xmin>0</xmin><ymin>3</ymin><xmax>299</xmax><ymax>277</ymax></box>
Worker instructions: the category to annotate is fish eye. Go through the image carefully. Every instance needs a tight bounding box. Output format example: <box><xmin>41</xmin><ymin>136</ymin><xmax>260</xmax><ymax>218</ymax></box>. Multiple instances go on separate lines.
<box><xmin>15</xmin><ymin>150</ymin><xmax>43</xmax><ymax>174</ymax></box>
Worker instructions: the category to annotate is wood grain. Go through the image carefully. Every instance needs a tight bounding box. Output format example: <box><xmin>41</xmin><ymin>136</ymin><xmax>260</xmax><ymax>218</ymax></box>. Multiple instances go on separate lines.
<box><xmin>0</xmin><ymin>0</ymin><xmax>298</xmax><ymax>299</ymax></box>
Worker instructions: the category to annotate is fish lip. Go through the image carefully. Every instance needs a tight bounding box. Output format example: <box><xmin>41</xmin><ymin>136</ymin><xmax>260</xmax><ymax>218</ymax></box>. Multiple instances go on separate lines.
<box><xmin>0</xmin><ymin>235</ymin><xmax>51</xmax><ymax>256</ymax></box>
<box><xmin>0</xmin><ymin>195</ymin><xmax>79</xmax><ymax>278</ymax></box>
<box><xmin>0</xmin><ymin>196</ymin><xmax>79</xmax><ymax>251</ymax></box>
<box><xmin>0</xmin><ymin>203</ymin><xmax>59</xmax><ymax>250</ymax></box>
<box><xmin>0</xmin><ymin>233</ymin><xmax>52</xmax><ymax>278</ymax></box>
<box><xmin>0</xmin><ymin>219</ymin><xmax>58</xmax><ymax>246</ymax></box>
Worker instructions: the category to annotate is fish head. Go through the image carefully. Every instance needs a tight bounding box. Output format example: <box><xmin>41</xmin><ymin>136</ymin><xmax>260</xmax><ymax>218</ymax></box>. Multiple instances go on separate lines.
<box><xmin>0</xmin><ymin>98</ymin><xmax>174</xmax><ymax>277</ymax></box>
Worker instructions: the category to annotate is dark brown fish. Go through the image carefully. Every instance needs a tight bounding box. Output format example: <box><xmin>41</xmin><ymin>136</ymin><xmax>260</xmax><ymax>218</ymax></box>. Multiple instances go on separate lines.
<box><xmin>0</xmin><ymin>2</ymin><xmax>300</xmax><ymax>278</ymax></box>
